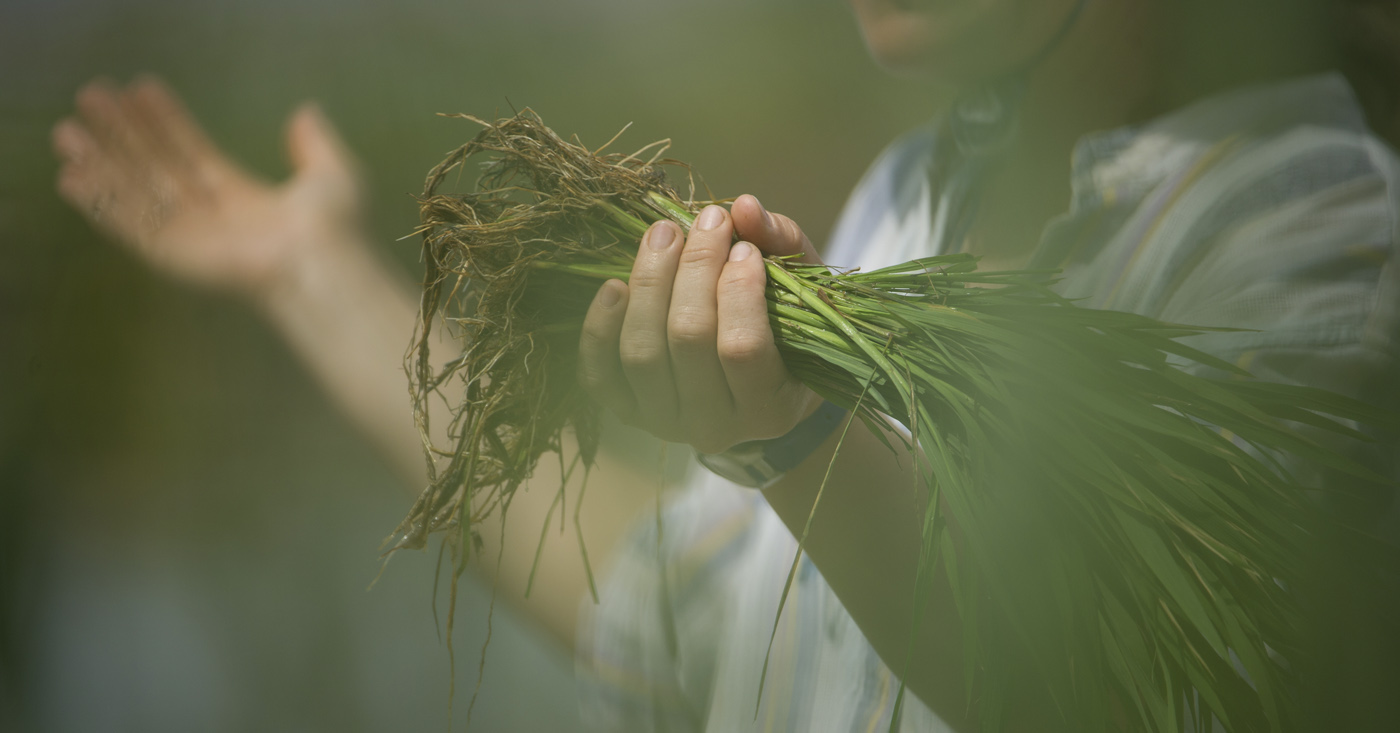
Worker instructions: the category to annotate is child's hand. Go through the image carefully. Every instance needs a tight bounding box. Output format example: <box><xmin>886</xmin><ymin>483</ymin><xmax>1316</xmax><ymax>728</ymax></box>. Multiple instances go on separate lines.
<box><xmin>578</xmin><ymin>195</ymin><xmax>824</xmax><ymax>454</ymax></box>
<box><xmin>51</xmin><ymin>77</ymin><xmax>367</xmax><ymax>301</ymax></box>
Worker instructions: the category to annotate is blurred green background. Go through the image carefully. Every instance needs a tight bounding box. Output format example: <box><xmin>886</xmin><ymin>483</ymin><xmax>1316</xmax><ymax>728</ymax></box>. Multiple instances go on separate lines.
<box><xmin>0</xmin><ymin>0</ymin><xmax>936</xmax><ymax>730</ymax></box>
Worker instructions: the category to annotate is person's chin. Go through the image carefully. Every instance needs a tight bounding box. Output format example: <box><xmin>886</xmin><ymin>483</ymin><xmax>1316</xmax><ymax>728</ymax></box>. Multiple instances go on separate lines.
<box><xmin>850</xmin><ymin>0</ymin><xmax>996</xmax><ymax>80</ymax></box>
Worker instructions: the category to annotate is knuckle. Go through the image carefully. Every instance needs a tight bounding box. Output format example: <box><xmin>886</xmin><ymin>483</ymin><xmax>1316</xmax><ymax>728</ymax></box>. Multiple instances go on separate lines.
<box><xmin>677</xmin><ymin>241</ymin><xmax>721</xmax><ymax>267</ymax></box>
<box><xmin>579</xmin><ymin>317</ymin><xmax>613</xmax><ymax>347</ymax></box>
<box><xmin>782</xmin><ymin>217</ymin><xmax>804</xmax><ymax>243</ymax></box>
<box><xmin>618</xmin><ymin>336</ymin><xmax>667</xmax><ymax>370</ymax></box>
<box><xmin>717</xmin><ymin>330</ymin><xmax>771</xmax><ymax>365</ymax></box>
<box><xmin>667</xmin><ymin>307</ymin><xmax>716</xmax><ymax>348</ymax></box>
<box><xmin>719</xmin><ymin>261</ymin><xmax>764</xmax><ymax>290</ymax></box>
<box><xmin>627</xmin><ymin>270</ymin><xmax>670</xmax><ymax>292</ymax></box>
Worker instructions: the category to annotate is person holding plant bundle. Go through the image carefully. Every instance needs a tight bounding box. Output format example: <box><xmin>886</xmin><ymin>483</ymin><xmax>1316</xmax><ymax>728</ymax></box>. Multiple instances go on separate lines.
<box><xmin>51</xmin><ymin>0</ymin><xmax>1400</xmax><ymax>730</ymax></box>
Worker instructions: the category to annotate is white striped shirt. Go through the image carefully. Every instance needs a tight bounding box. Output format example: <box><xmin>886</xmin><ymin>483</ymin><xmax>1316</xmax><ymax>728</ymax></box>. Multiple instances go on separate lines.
<box><xmin>577</xmin><ymin>73</ymin><xmax>1400</xmax><ymax>732</ymax></box>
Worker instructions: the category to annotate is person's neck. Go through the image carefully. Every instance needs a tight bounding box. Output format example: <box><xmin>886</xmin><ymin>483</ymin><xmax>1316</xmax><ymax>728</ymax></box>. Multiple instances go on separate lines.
<box><xmin>963</xmin><ymin>1</ymin><xmax>1165</xmax><ymax>269</ymax></box>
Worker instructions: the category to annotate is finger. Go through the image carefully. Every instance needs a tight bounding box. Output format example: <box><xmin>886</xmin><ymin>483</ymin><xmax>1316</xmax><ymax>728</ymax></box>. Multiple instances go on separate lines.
<box><xmin>667</xmin><ymin>204</ymin><xmax>736</xmax><ymax>437</ymax></box>
<box><xmin>52</xmin><ymin>117</ymin><xmax>133</xmax><ymax>233</ymax></box>
<box><xmin>731</xmin><ymin>194</ymin><xmax>822</xmax><ymax>264</ymax></box>
<box><xmin>74</xmin><ymin>79</ymin><xmax>122</xmax><ymax>146</ymax></box>
<box><xmin>116</xmin><ymin>84</ymin><xmax>192</xmax><ymax>235</ymax></box>
<box><xmin>286</xmin><ymin>102</ymin><xmax>357</xmax><ymax>179</ymax></box>
<box><xmin>51</xmin><ymin>118</ymin><xmax>94</xmax><ymax>166</ymax></box>
<box><xmin>56</xmin><ymin>158</ymin><xmax>128</xmax><ymax>236</ymax></box>
<box><xmin>120</xmin><ymin>81</ymin><xmax>179</xmax><ymax>165</ymax></box>
<box><xmin>53</xmin><ymin>127</ymin><xmax>97</xmax><ymax>208</ymax></box>
<box><xmin>618</xmin><ymin>220</ymin><xmax>683</xmax><ymax>426</ymax></box>
<box><xmin>75</xmin><ymin>80</ymin><xmax>146</xmax><ymax>173</ymax></box>
<box><xmin>285</xmin><ymin>103</ymin><xmax>362</xmax><ymax>208</ymax></box>
<box><xmin>52</xmin><ymin>119</ymin><xmax>96</xmax><ymax>206</ymax></box>
<box><xmin>124</xmin><ymin>77</ymin><xmax>225</xmax><ymax>201</ymax></box>
<box><xmin>578</xmin><ymin>279</ymin><xmax>638</xmax><ymax>420</ymax></box>
<box><xmin>127</xmin><ymin>75</ymin><xmax>220</xmax><ymax>167</ymax></box>
<box><xmin>73</xmin><ymin>81</ymin><xmax>156</xmax><ymax>221</ymax></box>
<box><xmin>54</xmin><ymin>150</ymin><xmax>103</xmax><ymax>218</ymax></box>
<box><xmin>716</xmin><ymin>241</ymin><xmax>795</xmax><ymax>438</ymax></box>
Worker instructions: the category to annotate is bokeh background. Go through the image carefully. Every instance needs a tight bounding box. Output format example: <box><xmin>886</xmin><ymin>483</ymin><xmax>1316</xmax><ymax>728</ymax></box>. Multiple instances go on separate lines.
<box><xmin>0</xmin><ymin>1</ymin><xmax>937</xmax><ymax>730</ymax></box>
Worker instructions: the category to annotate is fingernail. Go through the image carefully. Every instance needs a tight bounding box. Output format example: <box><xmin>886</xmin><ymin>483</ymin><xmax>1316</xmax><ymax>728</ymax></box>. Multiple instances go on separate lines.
<box><xmin>696</xmin><ymin>205</ymin><xmax>725</xmax><ymax>232</ymax></box>
<box><xmin>728</xmin><ymin>242</ymin><xmax>754</xmax><ymax>262</ymax></box>
<box><xmin>599</xmin><ymin>282</ymin><xmax>621</xmax><ymax>306</ymax></box>
<box><xmin>646</xmin><ymin>221</ymin><xmax>675</xmax><ymax>250</ymax></box>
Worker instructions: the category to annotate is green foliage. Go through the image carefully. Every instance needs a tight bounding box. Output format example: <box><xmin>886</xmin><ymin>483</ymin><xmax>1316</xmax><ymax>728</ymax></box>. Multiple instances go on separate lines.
<box><xmin>394</xmin><ymin>110</ymin><xmax>1393</xmax><ymax>732</ymax></box>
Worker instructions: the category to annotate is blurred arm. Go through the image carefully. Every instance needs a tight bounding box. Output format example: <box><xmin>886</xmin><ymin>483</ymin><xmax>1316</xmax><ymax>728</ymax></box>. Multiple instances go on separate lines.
<box><xmin>51</xmin><ymin>76</ymin><xmax>651</xmax><ymax>649</ymax></box>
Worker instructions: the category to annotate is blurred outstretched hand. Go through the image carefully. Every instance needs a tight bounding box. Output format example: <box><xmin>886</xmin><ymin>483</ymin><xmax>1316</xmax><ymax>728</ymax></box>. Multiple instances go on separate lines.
<box><xmin>51</xmin><ymin>77</ymin><xmax>366</xmax><ymax>297</ymax></box>
<box><xmin>45</xmin><ymin>77</ymin><xmax>717</xmax><ymax>649</ymax></box>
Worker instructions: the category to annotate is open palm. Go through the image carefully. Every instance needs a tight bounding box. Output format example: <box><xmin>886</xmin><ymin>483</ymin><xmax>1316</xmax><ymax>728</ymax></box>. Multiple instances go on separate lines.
<box><xmin>52</xmin><ymin>77</ymin><xmax>364</xmax><ymax>298</ymax></box>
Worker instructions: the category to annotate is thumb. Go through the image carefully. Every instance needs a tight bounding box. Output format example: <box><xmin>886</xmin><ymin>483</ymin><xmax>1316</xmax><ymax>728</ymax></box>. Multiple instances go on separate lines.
<box><xmin>285</xmin><ymin>102</ymin><xmax>358</xmax><ymax>181</ymax></box>
<box><xmin>730</xmin><ymin>194</ymin><xmax>822</xmax><ymax>264</ymax></box>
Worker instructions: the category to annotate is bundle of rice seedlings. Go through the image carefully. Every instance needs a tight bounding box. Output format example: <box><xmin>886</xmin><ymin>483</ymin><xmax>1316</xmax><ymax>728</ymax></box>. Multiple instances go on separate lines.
<box><xmin>390</xmin><ymin>110</ymin><xmax>1392</xmax><ymax>732</ymax></box>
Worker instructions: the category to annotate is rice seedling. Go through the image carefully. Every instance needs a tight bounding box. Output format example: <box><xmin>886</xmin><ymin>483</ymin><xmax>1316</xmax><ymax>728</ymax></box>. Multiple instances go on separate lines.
<box><xmin>388</xmin><ymin>109</ymin><xmax>1393</xmax><ymax>732</ymax></box>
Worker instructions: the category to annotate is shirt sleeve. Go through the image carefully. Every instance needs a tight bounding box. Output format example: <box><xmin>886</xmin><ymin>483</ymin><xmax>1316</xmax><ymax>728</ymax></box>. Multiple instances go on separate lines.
<box><xmin>1158</xmin><ymin>130</ymin><xmax>1400</xmax><ymax>730</ymax></box>
<box><xmin>1155</xmin><ymin>127</ymin><xmax>1400</xmax><ymax>534</ymax></box>
<box><xmin>1062</xmin><ymin>114</ymin><xmax>1400</xmax><ymax>730</ymax></box>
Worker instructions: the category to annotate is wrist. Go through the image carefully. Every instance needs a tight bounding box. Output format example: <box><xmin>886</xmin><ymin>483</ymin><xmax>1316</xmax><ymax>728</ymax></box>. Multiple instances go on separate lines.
<box><xmin>697</xmin><ymin>400</ymin><xmax>848</xmax><ymax>490</ymax></box>
<box><xmin>252</xmin><ymin>226</ymin><xmax>374</xmax><ymax>316</ymax></box>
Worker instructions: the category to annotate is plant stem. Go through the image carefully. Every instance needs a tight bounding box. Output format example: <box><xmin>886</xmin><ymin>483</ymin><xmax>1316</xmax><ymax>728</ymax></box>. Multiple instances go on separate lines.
<box><xmin>766</xmin><ymin>261</ymin><xmax>914</xmax><ymax>411</ymax></box>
